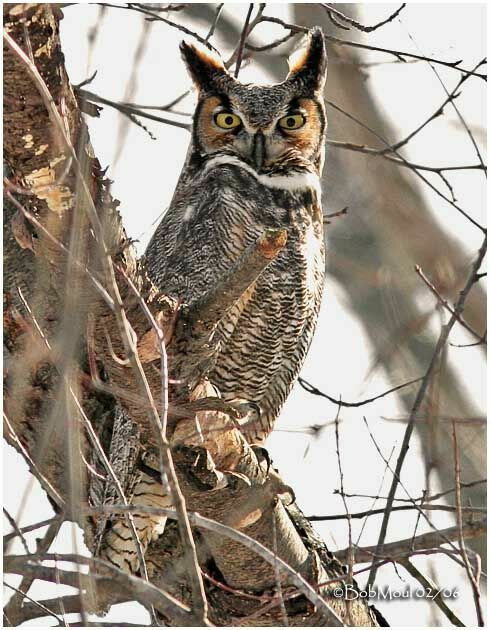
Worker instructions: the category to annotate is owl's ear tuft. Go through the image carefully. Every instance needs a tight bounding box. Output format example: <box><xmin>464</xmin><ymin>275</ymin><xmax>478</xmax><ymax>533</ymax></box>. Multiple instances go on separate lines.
<box><xmin>180</xmin><ymin>40</ymin><xmax>226</xmax><ymax>91</ymax></box>
<box><xmin>287</xmin><ymin>27</ymin><xmax>327</xmax><ymax>94</ymax></box>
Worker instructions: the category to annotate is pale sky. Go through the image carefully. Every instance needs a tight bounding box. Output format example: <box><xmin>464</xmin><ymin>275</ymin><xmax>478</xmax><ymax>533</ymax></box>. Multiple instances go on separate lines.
<box><xmin>4</xmin><ymin>3</ymin><xmax>486</xmax><ymax>627</ymax></box>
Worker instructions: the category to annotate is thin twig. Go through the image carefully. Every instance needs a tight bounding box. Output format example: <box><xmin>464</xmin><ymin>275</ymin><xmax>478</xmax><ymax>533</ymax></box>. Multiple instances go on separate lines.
<box><xmin>245</xmin><ymin>32</ymin><xmax>296</xmax><ymax>53</ymax></box>
<box><xmin>258</xmin><ymin>15</ymin><xmax>487</xmax><ymax>80</ymax></box>
<box><xmin>325</xmin><ymin>114</ymin><xmax>485</xmax><ymax>232</ymax></box>
<box><xmin>102</xmin><ymin>2</ymin><xmax>214</xmax><ymax>48</ymax></box>
<box><xmin>3</xmin><ymin>582</ymin><xmax>64</xmax><ymax>626</ymax></box>
<box><xmin>362</xmin><ymin>416</ymin><xmax>462</xmax><ymax>559</ymax></box>
<box><xmin>322</xmin><ymin>3</ymin><xmax>406</xmax><ymax>33</ymax></box>
<box><xmin>3</xmin><ymin>414</ymin><xmax>65</xmax><ymax>510</ymax></box>
<box><xmin>206</xmin><ymin>3</ymin><xmax>224</xmax><ymax>42</ymax></box>
<box><xmin>326</xmin><ymin>139</ymin><xmax>485</xmax><ymax>174</ymax></box>
<box><xmin>401</xmin><ymin>560</ymin><xmax>464</xmax><ymax>626</ymax></box>
<box><xmin>452</xmin><ymin>423</ymin><xmax>485</xmax><ymax>626</ymax></box>
<box><xmin>77</xmin><ymin>88</ymin><xmax>191</xmax><ymax>131</ymax></box>
<box><xmin>298</xmin><ymin>375</ymin><xmax>422</xmax><ymax>407</ymax></box>
<box><xmin>335</xmin><ymin>518</ymin><xmax>486</xmax><ymax>564</ymax></box>
<box><xmin>334</xmin><ymin>400</ymin><xmax>354</xmax><ymax>625</ymax></box>
<box><xmin>355</xmin><ymin>445</ymin><xmax>396</xmax><ymax>547</ymax></box>
<box><xmin>386</xmin><ymin>61</ymin><xmax>485</xmax><ymax>152</ymax></box>
<box><xmin>234</xmin><ymin>4</ymin><xmax>254</xmax><ymax>77</ymax></box>
<box><xmin>406</xmin><ymin>29</ymin><xmax>486</xmax><ymax>175</ymax></box>
<box><xmin>335</xmin><ymin>478</ymin><xmax>487</xmax><ymax>505</ymax></box>
<box><xmin>3</xmin><ymin>509</ymin><xmax>30</xmax><ymax>555</ymax></box>
<box><xmin>308</xmin><ymin>503</ymin><xmax>484</xmax><ymax>521</ymax></box>
<box><xmin>415</xmin><ymin>264</ymin><xmax>485</xmax><ymax>343</ymax></box>
<box><xmin>3</xmin><ymin>516</ymin><xmax>60</xmax><ymax>546</ymax></box>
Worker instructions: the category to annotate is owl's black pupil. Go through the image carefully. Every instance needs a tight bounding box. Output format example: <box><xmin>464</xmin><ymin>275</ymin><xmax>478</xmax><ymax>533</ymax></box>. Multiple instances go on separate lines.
<box><xmin>225</xmin><ymin>115</ymin><xmax>234</xmax><ymax>125</ymax></box>
<box><xmin>287</xmin><ymin>118</ymin><xmax>295</xmax><ymax>127</ymax></box>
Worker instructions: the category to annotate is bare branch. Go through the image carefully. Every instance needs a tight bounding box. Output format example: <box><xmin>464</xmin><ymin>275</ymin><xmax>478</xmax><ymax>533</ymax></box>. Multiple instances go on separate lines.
<box><xmin>324</xmin><ymin>102</ymin><xmax>486</xmax><ymax>232</ymax></box>
<box><xmin>452</xmin><ymin>423</ymin><xmax>485</xmax><ymax>626</ymax></box>
<box><xmin>2</xmin><ymin>510</ymin><xmax>30</xmax><ymax>555</ymax></box>
<box><xmin>335</xmin><ymin>478</ymin><xmax>487</xmax><ymax>505</ymax></box>
<box><xmin>3</xmin><ymin>516</ymin><xmax>60</xmax><ymax>547</ymax></box>
<box><xmin>258</xmin><ymin>15</ymin><xmax>487</xmax><ymax>80</ymax></box>
<box><xmin>322</xmin><ymin>3</ymin><xmax>406</xmax><ymax>33</ymax></box>
<box><xmin>367</xmin><ymin>236</ymin><xmax>487</xmax><ymax>587</ymax></box>
<box><xmin>4</xmin><ymin>520</ymin><xmax>62</xmax><ymax>624</ymax></box>
<box><xmin>85</xmin><ymin>505</ymin><xmax>345</xmax><ymax>626</ymax></box>
<box><xmin>4</xmin><ymin>554</ymin><xmax>195</xmax><ymax>626</ymax></box>
<box><xmin>298</xmin><ymin>375</ymin><xmax>422</xmax><ymax>408</ymax></box>
<box><xmin>401</xmin><ymin>560</ymin><xmax>465</xmax><ymax>627</ymax></box>
<box><xmin>3</xmin><ymin>582</ymin><xmax>64</xmax><ymax>626</ymax></box>
<box><xmin>234</xmin><ymin>4</ymin><xmax>254</xmax><ymax>77</ymax></box>
<box><xmin>335</xmin><ymin>518</ymin><xmax>486</xmax><ymax>564</ymax></box>
<box><xmin>3</xmin><ymin>414</ymin><xmax>65</xmax><ymax>510</ymax></box>
<box><xmin>308</xmin><ymin>503</ymin><xmax>485</xmax><ymax>522</ymax></box>
<box><xmin>415</xmin><ymin>264</ymin><xmax>486</xmax><ymax>343</ymax></box>
<box><xmin>76</xmin><ymin>88</ymin><xmax>191</xmax><ymax>131</ymax></box>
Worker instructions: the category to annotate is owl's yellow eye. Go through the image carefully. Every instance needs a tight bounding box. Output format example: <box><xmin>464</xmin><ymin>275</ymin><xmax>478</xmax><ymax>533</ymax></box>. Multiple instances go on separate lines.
<box><xmin>278</xmin><ymin>114</ymin><xmax>306</xmax><ymax>130</ymax></box>
<box><xmin>214</xmin><ymin>112</ymin><xmax>242</xmax><ymax>129</ymax></box>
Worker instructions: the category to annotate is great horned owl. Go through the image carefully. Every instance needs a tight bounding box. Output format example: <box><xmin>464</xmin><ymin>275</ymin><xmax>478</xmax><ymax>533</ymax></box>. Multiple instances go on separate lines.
<box><xmin>147</xmin><ymin>26</ymin><xmax>327</xmax><ymax>441</ymax></box>
<box><xmin>91</xmin><ymin>28</ymin><xmax>327</xmax><ymax>574</ymax></box>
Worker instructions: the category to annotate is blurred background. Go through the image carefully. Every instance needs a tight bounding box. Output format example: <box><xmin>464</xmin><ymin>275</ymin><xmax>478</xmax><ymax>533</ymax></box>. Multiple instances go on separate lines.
<box><xmin>4</xmin><ymin>3</ymin><xmax>486</xmax><ymax>626</ymax></box>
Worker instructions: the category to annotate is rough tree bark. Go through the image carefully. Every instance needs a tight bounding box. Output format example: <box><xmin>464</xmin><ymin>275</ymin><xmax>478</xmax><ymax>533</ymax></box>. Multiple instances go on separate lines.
<box><xmin>4</xmin><ymin>4</ymin><xmax>382</xmax><ymax>626</ymax></box>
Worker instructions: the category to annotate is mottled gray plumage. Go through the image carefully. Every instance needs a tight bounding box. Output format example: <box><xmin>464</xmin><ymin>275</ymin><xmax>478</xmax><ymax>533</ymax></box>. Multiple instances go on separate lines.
<box><xmin>146</xmin><ymin>27</ymin><xmax>327</xmax><ymax>442</ymax></box>
<box><xmin>90</xmin><ymin>27</ymin><xmax>328</xmax><ymax>574</ymax></box>
<box><xmin>145</xmin><ymin>161</ymin><xmax>325</xmax><ymax>442</ymax></box>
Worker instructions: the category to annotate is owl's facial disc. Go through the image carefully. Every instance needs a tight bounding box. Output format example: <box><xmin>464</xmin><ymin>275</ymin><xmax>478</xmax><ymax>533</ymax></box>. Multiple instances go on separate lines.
<box><xmin>196</xmin><ymin>94</ymin><xmax>325</xmax><ymax>172</ymax></box>
<box><xmin>184</xmin><ymin>27</ymin><xmax>327</xmax><ymax>173</ymax></box>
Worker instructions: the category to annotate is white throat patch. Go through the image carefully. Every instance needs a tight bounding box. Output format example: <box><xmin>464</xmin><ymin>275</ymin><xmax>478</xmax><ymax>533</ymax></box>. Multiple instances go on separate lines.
<box><xmin>202</xmin><ymin>155</ymin><xmax>321</xmax><ymax>199</ymax></box>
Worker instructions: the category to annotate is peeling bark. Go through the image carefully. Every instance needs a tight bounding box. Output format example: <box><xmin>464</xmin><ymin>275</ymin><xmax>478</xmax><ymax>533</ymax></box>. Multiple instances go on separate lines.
<box><xmin>3</xmin><ymin>4</ymin><xmax>381</xmax><ymax>626</ymax></box>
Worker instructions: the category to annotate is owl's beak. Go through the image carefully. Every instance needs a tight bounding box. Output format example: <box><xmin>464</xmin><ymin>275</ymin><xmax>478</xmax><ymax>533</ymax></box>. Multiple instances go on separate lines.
<box><xmin>251</xmin><ymin>131</ymin><xmax>266</xmax><ymax>170</ymax></box>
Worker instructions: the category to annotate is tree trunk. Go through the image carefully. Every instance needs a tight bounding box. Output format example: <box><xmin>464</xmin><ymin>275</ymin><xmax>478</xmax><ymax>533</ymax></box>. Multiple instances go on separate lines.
<box><xmin>3</xmin><ymin>4</ymin><xmax>381</xmax><ymax>626</ymax></box>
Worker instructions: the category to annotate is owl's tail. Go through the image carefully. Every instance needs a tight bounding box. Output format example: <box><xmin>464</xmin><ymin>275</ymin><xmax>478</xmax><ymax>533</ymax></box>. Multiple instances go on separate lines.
<box><xmin>98</xmin><ymin>471</ymin><xmax>171</xmax><ymax>576</ymax></box>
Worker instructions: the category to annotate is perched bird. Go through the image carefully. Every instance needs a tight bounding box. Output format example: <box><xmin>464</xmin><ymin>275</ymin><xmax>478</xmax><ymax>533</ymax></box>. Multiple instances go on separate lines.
<box><xmin>146</xmin><ymin>26</ymin><xmax>328</xmax><ymax>444</ymax></box>
<box><xmin>91</xmin><ymin>27</ymin><xmax>328</xmax><ymax>574</ymax></box>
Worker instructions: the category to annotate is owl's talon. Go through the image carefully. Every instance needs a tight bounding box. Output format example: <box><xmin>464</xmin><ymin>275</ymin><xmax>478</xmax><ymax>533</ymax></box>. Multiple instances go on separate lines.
<box><xmin>250</xmin><ymin>444</ymin><xmax>272</xmax><ymax>476</ymax></box>
<box><xmin>228</xmin><ymin>398</ymin><xmax>261</xmax><ymax>421</ymax></box>
<box><xmin>226</xmin><ymin>398</ymin><xmax>263</xmax><ymax>439</ymax></box>
<box><xmin>280</xmin><ymin>484</ymin><xmax>296</xmax><ymax>505</ymax></box>
<box><xmin>268</xmin><ymin>467</ymin><xmax>296</xmax><ymax>505</ymax></box>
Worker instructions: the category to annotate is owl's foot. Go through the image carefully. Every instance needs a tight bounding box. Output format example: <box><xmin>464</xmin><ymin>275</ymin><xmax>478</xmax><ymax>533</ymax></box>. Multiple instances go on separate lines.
<box><xmin>246</xmin><ymin>446</ymin><xmax>296</xmax><ymax>506</ymax></box>
<box><xmin>249</xmin><ymin>444</ymin><xmax>272</xmax><ymax>475</ymax></box>
<box><xmin>267</xmin><ymin>466</ymin><xmax>296</xmax><ymax>505</ymax></box>
<box><xmin>226</xmin><ymin>398</ymin><xmax>262</xmax><ymax>432</ymax></box>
